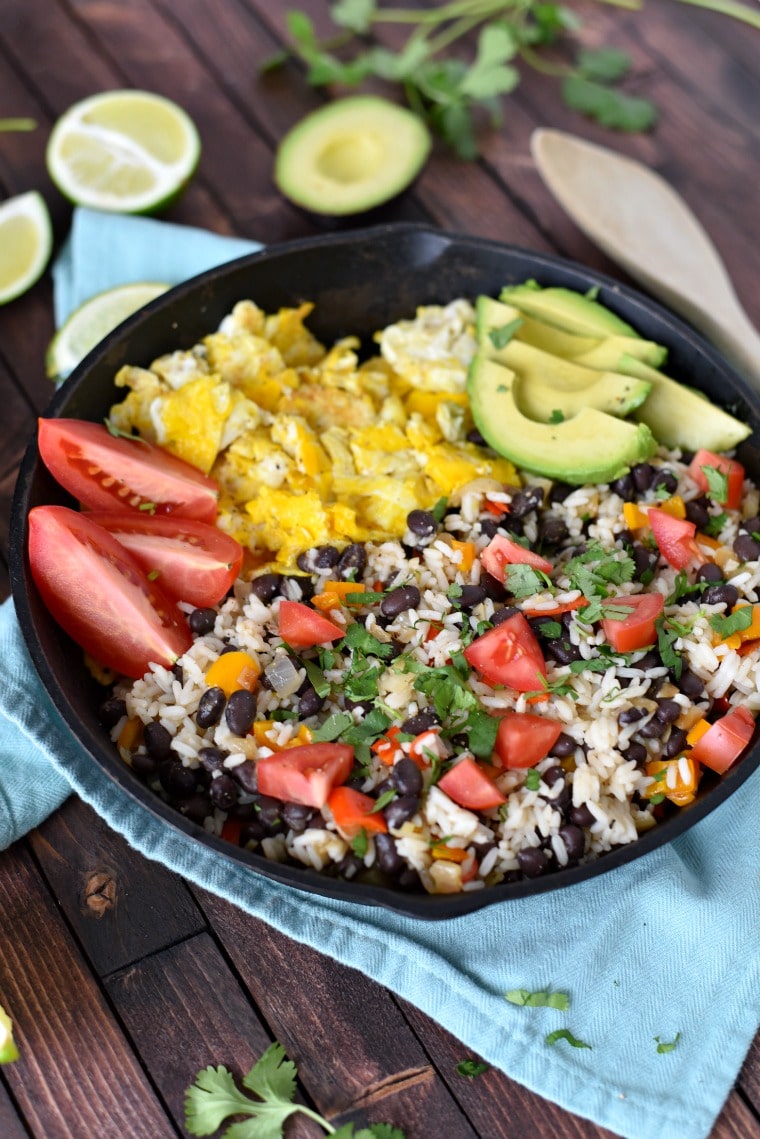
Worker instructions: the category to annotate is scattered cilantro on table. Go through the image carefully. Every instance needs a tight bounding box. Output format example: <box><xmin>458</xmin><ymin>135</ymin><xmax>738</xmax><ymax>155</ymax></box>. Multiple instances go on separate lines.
<box><xmin>654</xmin><ymin>1032</ymin><xmax>682</xmax><ymax>1054</ymax></box>
<box><xmin>457</xmin><ymin>1058</ymin><xmax>491</xmax><ymax>1078</ymax></box>
<box><xmin>505</xmin><ymin>988</ymin><xmax>570</xmax><ymax>1010</ymax></box>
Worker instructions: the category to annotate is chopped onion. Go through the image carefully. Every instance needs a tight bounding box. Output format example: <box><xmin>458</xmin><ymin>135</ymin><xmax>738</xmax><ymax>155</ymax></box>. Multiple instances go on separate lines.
<box><xmin>264</xmin><ymin>654</ymin><xmax>302</xmax><ymax>697</ymax></box>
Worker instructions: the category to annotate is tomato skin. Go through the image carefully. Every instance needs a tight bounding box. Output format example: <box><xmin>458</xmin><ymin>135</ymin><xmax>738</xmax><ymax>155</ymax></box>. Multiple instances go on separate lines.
<box><xmin>278</xmin><ymin>600</ymin><xmax>344</xmax><ymax>649</ymax></box>
<box><xmin>86</xmin><ymin>512</ymin><xmax>243</xmax><ymax>607</ymax></box>
<box><xmin>463</xmin><ymin>612</ymin><xmax>547</xmax><ymax>692</ymax></box>
<box><xmin>438</xmin><ymin>756</ymin><xmax>506</xmax><ymax>810</ymax></box>
<box><xmin>256</xmin><ymin>743</ymin><xmax>354</xmax><ymax>808</ymax></box>
<box><xmin>600</xmin><ymin>593</ymin><xmax>665</xmax><ymax>653</ymax></box>
<box><xmin>27</xmin><ymin>505</ymin><xmax>192</xmax><ymax>678</ymax></box>
<box><xmin>480</xmin><ymin>534</ymin><xmax>553</xmax><ymax>581</ymax></box>
<box><xmin>689</xmin><ymin>706</ymin><xmax>754</xmax><ymax>774</ymax></box>
<box><xmin>326</xmin><ymin>786</ymin><xmax>388</xmax><ymax>838</ymax></box>
<box><xmin>648</xmin><ymin>508</ymin><xmax>700</xmax><ymax>570</ymax></box>
<box><xmin>38</xmin><ymin>418</ymin><xmax>219</xmax><ymax>522</ymax></box>
<box><xmin>689</xmin><ymin>449</ymin><xmax>745</xmax><ymax>510</ymax></box>
<box><xmin>493</xmin><ymin>712</ymin><xmax>564</xmax><ymax>769</ymax></box>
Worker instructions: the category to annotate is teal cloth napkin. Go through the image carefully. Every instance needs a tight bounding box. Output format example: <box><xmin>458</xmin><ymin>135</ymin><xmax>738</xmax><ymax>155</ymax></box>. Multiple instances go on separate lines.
<box><xmin>5</xmin><ymin>207</ymin><xmax>760</xmax><ymax>1139</ymax></box>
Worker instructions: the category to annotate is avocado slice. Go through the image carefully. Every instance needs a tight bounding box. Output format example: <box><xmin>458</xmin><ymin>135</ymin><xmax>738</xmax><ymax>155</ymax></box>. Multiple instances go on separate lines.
<box><xmin>569</xmin><ymin>336</ymin><xmax>667</xmax><ymax>370</ymax></box>
<box><xmin>467</xmin><ymin>354</ymin><xmax>656</xmax><ymax>484</ymax></box>
<box><xmin>500</xmin><ymin>280</ymin><xmax>636</xmax><ymax>337</ymax></box>
<box><xmin>274</xmin><ymin>95</ymin><xmax>431</xmax><ymax>217</ymax></box>
<box><xmin>617</xmin><ymin>354</ymin><xmax>751</xmax><ymax>451</ymax></box>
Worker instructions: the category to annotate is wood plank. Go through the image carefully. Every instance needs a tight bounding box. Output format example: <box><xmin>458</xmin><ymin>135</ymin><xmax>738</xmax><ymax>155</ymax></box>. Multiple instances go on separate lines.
<box><xmin>0</xmin><ymin>839</ymin><xmax>176</xmax><ymax>1138</ymax></box>
<box><xmin>0</xmin><ymin>1083</ymin><xmax>29</xmax><ymax>1139</ymax></box>
<box><xmin>738</xmin><ymin>1034</ymin><xmax>760</xmax><ymax>1116</ymax></box>
<box><xmin>30</xmin><ymin>797</ymin><xmax>206</xmax><ymax>976</ymax></box>
<box><xmin>194</xmin><ymin>890</ymin><xmax>479</xmax><ymax>1136</ymax></box>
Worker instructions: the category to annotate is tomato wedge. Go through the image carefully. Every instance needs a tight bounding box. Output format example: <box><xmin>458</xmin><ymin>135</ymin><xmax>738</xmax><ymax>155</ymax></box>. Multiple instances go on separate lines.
<box><xmin>86</xmin><ymin>512</ymin><xmax>243</xmax><ymax>607</ymax></box>
<box><xmin>648</xmin><ymin>508</ymin><xmax>700</xmax><ymax>570</ymax></box>
<box><xmin>326</xmin><ymin>786</ymin><xmax>388</xmax><ymax>838</ymax></box>
<box><xmin>600</xmin><ymin>593</ymin><xmax>664</xmax><ymax>653</ymax></box>
<box><xmin>256</xmin><ymin>743</ymin><xmax>354</xmax><ymax>808</ymax></box>
<box><xmin>688</xmin><ymin>706</ymin><xmax>754</xmax><ymax>774</ymax></box>
<box><xmin>688</xmin><ymin>449</ymin><xmax>745</xmax><ymax>510</ymax></box>
<box><xmin>480</xmin><ymin>534</ymin><xmax>553</xmax><ymax>581</ymax></box>
<box><xmin>278</xmin><ymin>600</ymin><xmax>344</xmax><ymax>649</ymax></box>
<box><xmin>438</xmin><ymin>756</ymin><xmax>506</xmax><ymax>810</ymax></box>
<box><xmin>27</xmin><ymin>505</ymin><xmax>192</xmax><ymax>678</ymax></box>
<box><xmin>38</xmin><ymin>418</ymin><xmax>219</xmax><ymax>522</ymax></box>
<box><xmin>493</xmin><ymin>712</ymin><xmax>564</xmax><ymax>769</ymax></box>
<box><xmin>464</xmin><ymin>612</ymin><xmax>547</xmax><ymax>692</ymax></box>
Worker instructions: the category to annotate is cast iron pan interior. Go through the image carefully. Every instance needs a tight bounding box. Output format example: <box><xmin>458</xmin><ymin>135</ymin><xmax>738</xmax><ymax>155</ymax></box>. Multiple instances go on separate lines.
<box><xmin>10</xmin><ymin>223</ymin><xmax>760</xmax><ymax>917</ymax></box>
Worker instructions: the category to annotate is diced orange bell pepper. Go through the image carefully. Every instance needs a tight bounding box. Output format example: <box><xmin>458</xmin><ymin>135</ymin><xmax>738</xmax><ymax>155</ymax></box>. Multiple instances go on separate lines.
<box><xmin>645</xmin><ymin>757</ymin><xmax>700</xmax><ymax>807</ymax></box>
<box><xmin>118</xmin><ymin>717</ymin><xmax>143</xmax><ymax>751</ymax></box>
<box><xmin>205</xmin><ymin>650</ymin><xmax>260</xmax><ymax>696</ymax></box>
<box><xmin>326</xmin><ymin>786</ymin><xmax>388</xmax><ymax>838</ymax></box>
<box><xmin>371</xmin><ymin>725</ymin><xmax>403</xmax><ymax>766</ymax></box>
<box><xmin>450</xmin><ymin>539</ymin><xmax>475</xmax><ymax>573</ymax></box>
<box><xmin>623</xmin><ymin>503</ymin><xmax>650</xmax><ymax>530</ymax></box>
<box><xmin>253</xmin><ymin>721</ymin><xmax>312</xmax><ymax>751</ymax></box>
<box><xmin>430</xmin><ymin>843</ymin><xmax>469</xmax><ymax>863</ymax></box>
<box><xmin>659</xmin><ymin>495</ymin><xmax>686</xmax><ymax>520</ymax></box>
<box><xmin>285</xmin><ymin>725</ymin><xmax>313</xmax><ymax>748</ymax></box>
<box><xmin>484</xmin><ymin>499</ymin><xmax>510</xmax><ymax>517</ymax></box>
<box><xmin>686</xmin><ymin>718</ymin><xmax>711</xmax><ymax>747</ymax></box>
<box><xmin>313</xmin><ymin>581</ymin><xmax>366</xmax><ymax>610</ymax></box>
<box><xmin>312</xmin><ymin>590</ymin><xmax>342</xmax><ymax>611</ymax></box>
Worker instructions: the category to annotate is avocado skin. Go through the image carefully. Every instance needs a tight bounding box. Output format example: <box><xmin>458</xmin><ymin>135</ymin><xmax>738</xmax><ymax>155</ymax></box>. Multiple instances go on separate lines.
<box><xmin>501</xmin><ymin>280</ymin><xmax>636</xmax><ymax>337</ymax></box>
<box><xmin>467</xmin><ymin>354</ymin><xmax>656</xmax><ymax>485</ymax></box>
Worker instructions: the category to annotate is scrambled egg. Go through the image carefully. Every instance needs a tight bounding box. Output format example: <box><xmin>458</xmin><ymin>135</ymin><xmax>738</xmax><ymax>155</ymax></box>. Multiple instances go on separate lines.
<box><xmin>109</xmin><ymin>298</ymin><xmax>517</xmax><ymax>570</ymax></box>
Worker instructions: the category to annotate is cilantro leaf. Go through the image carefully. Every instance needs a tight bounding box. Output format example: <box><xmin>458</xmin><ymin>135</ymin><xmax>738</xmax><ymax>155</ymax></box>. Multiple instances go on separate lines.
<box><xmin>549</xmin><ymin>408</ymin><xmax>564</xmax><ymax>424</ymax></box>
<box><xmin>701</xmin><ymin>464</ymin><xmax>729</xmax><ymax>503</ymax></box>
<box><xmin>506</xmin><ymin>989</ymin><xmax>570</xmax><ymax>1010</ymax></box>
<box><xmin>545</xmin><ymin>1028</ymin><xmax>592</xmax><ymax>1049</ymax></box>
<box><xmin>654</xmin><ymin>1032</ymin><xmax>682</xmax><ymax>1054</ymax></box>
<box><xmin>562</xmin><ymin>75</ymin><xmax>657</xmax><ymax>132</ymax></box>
<box><xmin>302</xmin><ymin>658</ymin><xmax>330</xmax><ymax>698</ymax></box>
<box><xmin>504</xmin><ymin>563</ymin><xmax>553</xmax><ymax>599</ymax></box>
<box><xmin>456</xmin><ymin>1059</ymin><xmax>490</xmax><ymax>1078</ymax></box>
<box><xmin>524</xmin><ymin>768</ymin><xmax>541</xmax><ymax>791</ymax></box>
<box><xmin>242</xmin><ymin>1042</ymin><xmax>297</xmax><ymax>1104</ymax></box>
<box><xmin>704</xmin><ymin>510</ymin><xmax>728</xmax><ymax>538</ymax></box>
<box><xmin>459</xmin><ymin>23</ymin><xmax>519</xmax><ymax>100</ymax></box>
<box><xmin>709</xmin><ymin>605</ymin><xmax>753</xmax><ymax>638</ymax></box>
<box><xmin>331</xmin><ymin>0</ymin><xmax>376</xmax><ymax>34</ymax></box>
<box><xmin>464</xmin><ymin>708</ymin><xmax>500</xmax><ymax>758</ymax></box>
<box><xmin>488</xmin><ymin>316</ymin><xmax>523</xmax><ymax>349</ymax></box>
<box><xmin>576</xmin><ymin>45</ymin><xmax>631</xmax><ymax>82</ymax></box>
<box><xmin>310</xmin><ymin>712</ymin><xmax>354</xmax><ymax>742</ymax></box>
<box><xmin>185</xmin><ymin>1064</ymin><xmax>265</xmax><ymax>1136</ymax></box>
<box><xmin>342</xmin><ymin>623</ymin><xmax>395</xmax><ymax>659</ymax></box>
<box><xmin>656</xmin><ymin>617</ymin><xmax>683</xmax><ymax>679</ymax></box>
<box><xmin>351</xmin><ymin>829</ymin><xmax>369</xmax><ymax>858</ymax></box>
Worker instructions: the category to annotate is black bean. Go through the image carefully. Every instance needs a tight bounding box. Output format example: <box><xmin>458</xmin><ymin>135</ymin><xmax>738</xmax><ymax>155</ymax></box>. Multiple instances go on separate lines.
<box><xmin>337</xmin><ymin>543</ymin><xmax>367</xmax><ymax>580</ymax></box>
<box><xmin>298</xmin><ymin>683</ymin><xmax>325</xmax><ymax>719</ymax></box>
<box><xmin>225</xmin><ymin>689</ymin><xmax>256</xmax><ymax>736</ymax></box>
<box><xmin>545</xmin><ymin>639</ymin><xmax>581</xmax><ymax>665</ymax></box>
<box><xmin>397</xmin><ymin>866</ymin><xmax>423</xmax><ymax>892</ymax></box>
<box><xmin>479</xmin><ymin>518</ymin><xmax>500</xmax><ymax>539</ymax></box>
<box><xmin>510</xmin><ymin>486</ymin><xmax>544</xmax><ymax>518</ymax></box>
<box><xmin>144</xmin><ymin>721</ymin><xmax>173</xmax><ymax>761</ymax></box>
<box><xmin>481</xmin><ymin>572</ymin><xmax>507</xmax><ymax>600</ymax></box>
<box><xmin>517</xmin><ymin>847</ymin><xmax>550</xmax><ymax>878</ymax></box>
<box><xmin>344</xmin><ymin>697</ymin><xmax>374</xmax><ymax>714</ymax></box>
<box><xmin>232</xmin><ymin>760</ymin><xmax>258</xmax><ymax>794</ymax></box>
<box><xmin>467</xmin><ymin>427</ymin><xmax>488</xmax><ymax>447</ymax></box>
<box><xmin>188</xmin><ymin>607</ymin><xmax>217</xmax><ymax>635</ymax></box>
<box><xmin>282</xmin><ymin>801</ymin><xmax>318</xmax><ymax>832</ymax></box>
<box><xmin>610</xmin><ymin>472</ymin><xmax>635</xmax><ymax>501</ymax></box>
<box><xmin>172</xmin><ymin>662</ymin><xmax>184</xmax><ymax>685</ymax></box>
<box><xmin>197</xmin><ymin>686</ymin><xmax>226</xmax><ymax>728</ymax></box>
<box><xmin>241</xmin><ymin>819</ymin><xmax>267</xmax><ymax>846</ymax></box>
<box><xmin>540</xmin><ymin>765</ymin><xmax>564</xmax><ymax>788</ymax></box>
<box><xmin>632</xmin><ymin>544</ymin><xmax>658</xmax><ymax>581</ymax></box>
<box><xmin>678</xmin><ymin>669</ymin><xmax>705</xmax><ymax>700</ymax></box>
<box><xmin>399</xmin><ymin>711</ymin><xmax>439</xmax><ymax>736</ymax></box>
<box><xmin>380</xmin><ymin>585</ymin><xmax>421</xmax><ymax>618</ymax></box>
<box><xmin>618</xmin><ymin>706</ymin><xmax>647</xmax><ymax>725</ymax></box>
<box><xmin>741</xmin><ymin>515</ymin><xmax>760</xmax><ymax>535</ymax></box>
<box><xmin>407</xmin><ymin>509</ymin><xmax>438</xmax><ymax>538</ymax></box>
<box><xmin>685</xmin><ymin>499</ymin><xmax>710</xmax><ymax>529</ymax></box>
<box><xmin>549</xmin><ymin>481</ymin><xmax>573</xmax><ymax>505</ymax></box>
<box><xmin>209</xmin><ymin>774</ymin><xmax>239</xmax><ymax>811</ymax></box>
<box><xmin>559</xmin><ymin>824</ymin><xmax>586</xmax><ymax>861</ymax></box>
<box><xmin>652</xmin><ymin>469</ymin><xmax>678</xmax><ymax>495</ymax></box>
<box><xmin>569</xmin><ymin>803</ymin><xmax>595</xmax><ymax>827</ymax></box>
<box><xmin>375</xmin><ymin>832</ymin><xmax>404</xmax><ymax>876</ymax></box>
<box><xmin>703</xmin><ymin>583</ymin><xmax>739</xmax><ymax>608</ymax></box>
<box><xmin>98</xmin><ymin>696</ymin><xmax>127</xmax><ymax>729</ymax></box>
<box><xmin>297</xmin><ymin>545</ymin><xmax>339</xmax><ymax>573</ymax></box>
<box><xmin>491</xmin><ymin>605</ymin><xmax>519</xmax><ymax>626</ymax></box>
<box><xmin>198</xmin><ymin>746</ymin><xmax>228</xmax><ymax>773</ymax></box>
<box><xmin>181</xmin><ymin>792</ymin><xmax>212</xmax><ymax>824</ymax></box>
<box><xmin>635</xmin><ymin>650</ymin><xmax>663</xmax><ymax>671</ymax></box>
<box><xmin>384</xmin><ymin>795</ymin><xmax>420</xmax><ymax>829</ymax></box>
<box><xmin>457</xmin><ymin>584</ymin><xmax>487</xmax><ymax>609</ymax></box>
<box><xmin>637</xmin><ymin>716</ymin><xmax>667</xmax><ymax>739</ymax></box>
<box><xmin>390</xmin><ymin>757</ymin><xmax>424</xmax><ymax>796</ymax></box>
<box><xmin>655</xmin><ymin>698</ymin><xmax>681</xmax><ymax>723</ymax></box>
<box><xmin>282</xmin><ymin>574</ymin><xmax>314</xmax><ymax>602</ymax></box>
<box><xmin>663</xmin><ymin>727</ymin><xmax>688</xmax><ymax>759</ymax></box>
<box><xmin>159</xmin><ymin>759</ymin><xmax>197</xmax><ymax>800</ymax></box>
<box><xmin>538</xmin><ymin>515</ymin><xmax>569</xmax><ymax>547</ymax></box>
<box><xmin>696</xmin><ymin>562</ymin><xmax>723</xmax><ymax>584</ymax></box>
<box><xmin>550</xmin><ymin>732</ymin><xmax>576</xmax><ymax>758</ymax></box>
<box><xmin>632</xmin><ymin>462</ymin><xmax>655</xmax><ymax>492</ymax></box>
<box><xmin>621</xmin><ymin>742</ymin><xmax>648</xmax><ymax>765</ymax></box>
<box><xmin>130</xmin><ymin>752</ymin><xmax>158</xmax><ymax>780</ymax></box>
<box><xmin>255</xmin><ymin>795</ymin><xmax>285</xmax><ymax>832</ymax></box>
<box><xmin>249</xmin><ymin>573</ymin><xmax>282</xmax><ymax>603</ymax></box>
<box><xmin>734</xmin><ymin>533</ymin><xmax>760</xmax><ymax>562</ymax></box>
<box><xmin>335</xmin><ymin>852</ymin><xmax>363</xmax><ymax>878</ymax></box>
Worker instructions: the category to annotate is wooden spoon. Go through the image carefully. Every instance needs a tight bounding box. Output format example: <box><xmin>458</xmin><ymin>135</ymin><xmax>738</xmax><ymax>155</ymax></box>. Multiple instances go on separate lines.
<box><xmin>531</xmin><ymin>128</ymin><xmax>760</xmax><ymax>392</ymax></box>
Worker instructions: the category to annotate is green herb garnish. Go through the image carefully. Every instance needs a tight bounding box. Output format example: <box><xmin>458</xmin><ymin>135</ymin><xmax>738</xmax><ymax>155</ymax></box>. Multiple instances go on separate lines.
<box><xmin>709</xmin><ymin>606</ymin><xmax>753</xmax><ymax>639</ymax></box>
<box><xmin>545</xmin><ymin>1028</ymin><xmax>592</xmax><ymax>1049</ymax></box>
<box><xmin>654</xmin><ymin>1032</ymin><xmax>682</xmax><ymax>1054</ymax></box>
<box><xmin>503</xmin><ymin>563</ymin><xmax>553</xmax><ymax>599</ymax></box>
<box><xmin>456</xmin><ymin>1059</ymin><xmax>490</xmax><ymax>1079</ymax></box>
<box><xmin>506</xmin><ymin>989</ymin><xmax>570</xmax><ymax>1011</ymax></box>
<box><xmin>488</xmin><ymin>317</ymin><xmax>523</xmax><ymax>349</ymax></box>
<box><xmin>432</xmin><ymin>496</ymin><xmax>448</xmax><ymax>522</ymax></box>
<box><xmin>310</xmin><ymin>712</ymin><xmax>354</xmax><ymax>742</ymax></box>
<box><xmin>548</xmin><ymin>408</ymin><xmax>565</xmax><ymax>424</ymax></box>
<box><xmin>524</xmin><ymin>768</ymin><xmax>541</xmax><ymax>791</ymax></box>
<box><xmin>701</xmin><ymin>464</ymin><xmax>729</xmax><ymax>503</ymax></box>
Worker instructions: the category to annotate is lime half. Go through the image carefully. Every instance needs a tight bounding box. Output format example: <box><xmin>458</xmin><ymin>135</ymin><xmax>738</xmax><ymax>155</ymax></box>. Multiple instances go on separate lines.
<box><xmin>0</xmin><ymin>1004</ymin><xmax>19</xmax><ymax>1064</ymax></box>
<box><xmin>46</xmin><ymin>90</ymin><xmax>201</xmax><ymax>214</ymax></box>
<box><xmin>0</xmin><ymin>191</ymin><xmax>53</xmax><ymax>305</ymax></box>
<box><xmin>46</xmin><ymin>280</ymin><xmax>170</xmax><ymax>381</ymax></box>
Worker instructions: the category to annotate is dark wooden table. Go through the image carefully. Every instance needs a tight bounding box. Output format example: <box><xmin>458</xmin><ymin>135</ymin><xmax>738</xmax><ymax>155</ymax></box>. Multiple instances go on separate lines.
<box><xmin>1</xmin><ymin>2</ymin><xmax>759</xmax><ymax>1136</ymax></box>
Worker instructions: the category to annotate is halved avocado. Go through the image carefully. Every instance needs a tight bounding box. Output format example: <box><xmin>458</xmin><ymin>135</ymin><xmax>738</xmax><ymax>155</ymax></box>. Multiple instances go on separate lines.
<box><xmin>500</xmin><ymin>280</ymin><xmax>636</xmax><ymax>337</ymax></box>
<box><xmin>274</xmin><ymin>96</ymin><xmax>431</xmax><ymax>217</ymax></box>
<box><xmin>618</xmin><ymin>354</ymin><xmax>751</xmax><ymax>451</ymax></box>
<box><xmin>467</xmin><ymin>354</ymin><xmax>655</xmax><ymax>484</ymax></box>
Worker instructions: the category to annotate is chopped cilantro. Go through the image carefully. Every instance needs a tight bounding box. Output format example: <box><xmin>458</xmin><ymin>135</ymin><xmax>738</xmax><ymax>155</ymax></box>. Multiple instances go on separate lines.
<box><xmin>464</xmin><ymin>709</ymin><xmax>500</xmax><ymax>757</ymax></box>
<box><xmin>506</xmin><ymin>989</ymin><xmax>570</xmax><ymax>1011</ymax></box>
<box><xmin>704</xmin><ymin>510</ymin><xmax>728</xmax><ymax>537</ymax></box>
<box><xmin>701</xmin><ymin>464</ymin><xmax>729</xmax><ymax>503</ymax></box>
<box><xmin>372</xmin><ymin>789</ymin><xmax>397</xmax><ymax>812</ymax></box>
<box><xmin>709</xmin><ymin>606</ymin><xmax>753</xmax><ymax>638</ymax></box>
<box><xmin>447</xmin><ymin>582</ymin><xmax>464</xmax><ymax>600</ymax></box>
<box><xmin>269</xmin><ymin>709</ymin><xmax>298</xmax><ymax>721</ymax></box>
<box><xmin>302</xmin><ymin>658</ymin><xmax>330</xmax><ymax>698</ymax></box>
<box><xmin>432</xmin><ymin>496</ymin><xmax>448</xmax><ymax>522</ymax></box>
<box><xmin>138</xmin><ymin>501</ymin><xmax>157</xmax><ymax>514</ymax></box>
<box><xmin>524</xmin><ymin>768</ymin><xmax>541</xmax><ymax>791</ymax></box>
<box><xmin>564</xmin><ymin>542</ymin><xmax>635</xmax><ymax>599</ymax></box>
<box><xmin>537</xmin><ymin>620</ymin><xmax>562</xmax><ymax>638</ymax></box>
<box><xmin>488</xmin><ymin>317</ymin><xmax>523</xmax><ymax>349</ymax></box>
<box><xmin>545</xmin><ymin>1028</ymin><xmax>592</xmax><ymax>1049</ymax></box>
<box><xmin>567</xmin><ymin>657</ymin><xmax>614</xmax><ymax>674</ymax></box>
<box><xmin>343</xmin><ymin>657</ymin><xmax>382</xmax><ymax>702</ymax></box>
<box><xmin>318</xmin><ymin>647</ymin><xmax>337</xmax><ymax>670</ymax></box>
<box><xmin>549</xmin><ymin>408</ymin><xmax>565</xmax><ymax>424</ymax></box>
<box><xmin>351</xmin><ymin>829</ymin><xmax>369</xmax><ymax>858</ymax></box>
<box><xmin>310</xmin><ymin>712</ymin><xmax>354</xmax><ymax>742</ymax></box>
<box><xmin>342</xmin><ymin>623</ymin><xmax>395</xmax><ymax>659</ymax></box>
<box><xmin>147</xmin><ymin>568</ymin><xmax>160</xmax><ymax>581</ymax></box>
<box><xmin>649</xmin><ymin>792</ymin><xmax>666</xmax><ymax>805</ymax></box>
<box><xmin>346</xmin><ymin>590</ymin><xmax>386</xmax><ymax>604</ymax></box>
<box><xmin>656</xmin><ymin>617</ymin><xmax>682</xmax><ymax>679</ymax></box>
<box><xmin>666</xmin><ymin>571</ymin><xmax>697</xmax><ymax>605</ymax></box>
<box><xmin>654</xmin><ymin>1032</ymin><xmax>681</xmax><ymax>1053</ymax></box>
<box><xmin>456</xmin><ymin>1059</ymin><xmax>490</xmax><ymax>1079</ymax></box>
<box><xmin>504</xmin><ymin>563</ymin><xmax>553</xmax><ymax>599</ymax></box>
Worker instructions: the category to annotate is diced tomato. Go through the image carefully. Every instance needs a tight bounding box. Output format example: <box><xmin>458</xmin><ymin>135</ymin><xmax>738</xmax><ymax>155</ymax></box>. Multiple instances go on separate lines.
<box><xmin>27</xmin><ymin>505</ymin><xmax>191</xmax><ymax>678</ymax></box>
<box><xmin>493</xmin><ymin>712</ymin><xmax>564</xmax><ymax>769</ymax></box>
<box><xmin>86</xmin><ymin>512</ymin><xmax>243</xmax><ymax>607</ymax></box>
<box><xmin>256</xmin><ymin>742</ymin><xmax>354</xmax><ymax>808</ymax></box>
<box><xmin>688</xmin><ymin>706</ymin><xmax>754</xmax><ymax>774</ymax></box>
<box><xmin>600</xmin><ymin>593</ymin><xmax>664</xmax><ymax>653</ymax></box>
<box><xmin>326</xmin><ymin>786</ymin><xmax>388</xmax><ymax>838</ymax></box>
<box><xmin>480</xmin><ymin>534</ymin><xmax>553</xmax><ymax>581</ymax></box>
<box><xmin>438</xmin><ymin>757</ymin><xmax>506</xmax><ymax>811</ymax></box>
<box><xmin>220</xmin><ymin>818</ymin><xmax>244</xmax><ymax>845</ymax></box>
<box><xmin>521</xmin><ymin>596</ymin><xmax>584</xmax><ymax>618</ymax></box>
<box><xmin>483</xmin><ymin>499</ymin><xmax>509</xmax><ymax>517</ymax></box>
<box><xmin>278</xmin><ymin>600</ymin><xmax>344</xmax><ymax>649</ymax></box>
<box><xmin>372</xmin><ymin>725</ymin><xmax>403</xmax><ymax>766</ymax></box>
<box><xmin>408</xmin><ymin>728</ymin><xmax>443</xmax><ymax>766</ymax></box>
<box><xmin>648</xmin><ymin>508</ymin><xmax>701</xmax><ymax>570</ymax></box>
<box><xmin>689</xmin><ymin>449</ymin><xmax>745</xmax><ymax>510</ymax></box>
<box><xmin>37</xmin><ymin>418</ymin><xmax>219</xmax><ymax>522</ymax></box>
<box><xmin>464</xmin><ymin>612</ymin><xmax>547</xmax><ymax>692</ymax></box>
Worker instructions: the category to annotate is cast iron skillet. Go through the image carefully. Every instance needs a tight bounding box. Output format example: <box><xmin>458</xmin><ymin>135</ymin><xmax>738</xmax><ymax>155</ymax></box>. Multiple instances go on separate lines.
<box><xmin>10</xmin><ymin>223</ymin><xmax>760</xmax><ymax>917</ymax></box>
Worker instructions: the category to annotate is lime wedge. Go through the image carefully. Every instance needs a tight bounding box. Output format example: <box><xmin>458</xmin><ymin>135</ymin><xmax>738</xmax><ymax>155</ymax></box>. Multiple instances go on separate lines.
<box><xmin>0</xmin><ymin>191</ymin><xmax>53</xmax><ymax>305</ymax></box>
<box><xmin>0</xmin><ymin>1004</ymin><xmax>19</xmax><ymax>1064</ymax></box>
<box><xmin>46</xmin><ymin>90</ymin><xmax>201</xmax><ymax>214</ymax></box>
<box><xmin>46</xmin><ymin>281</ymin><xmax>170</xmax><ymax>380</ymax></box>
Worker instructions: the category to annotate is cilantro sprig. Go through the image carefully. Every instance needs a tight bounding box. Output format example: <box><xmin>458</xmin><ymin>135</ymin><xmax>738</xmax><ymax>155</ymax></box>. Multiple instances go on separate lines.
<box><xmin>185</xmin><ymin>1042</ymin><xmax>406</xmax><ymax>1138</ymax></box>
